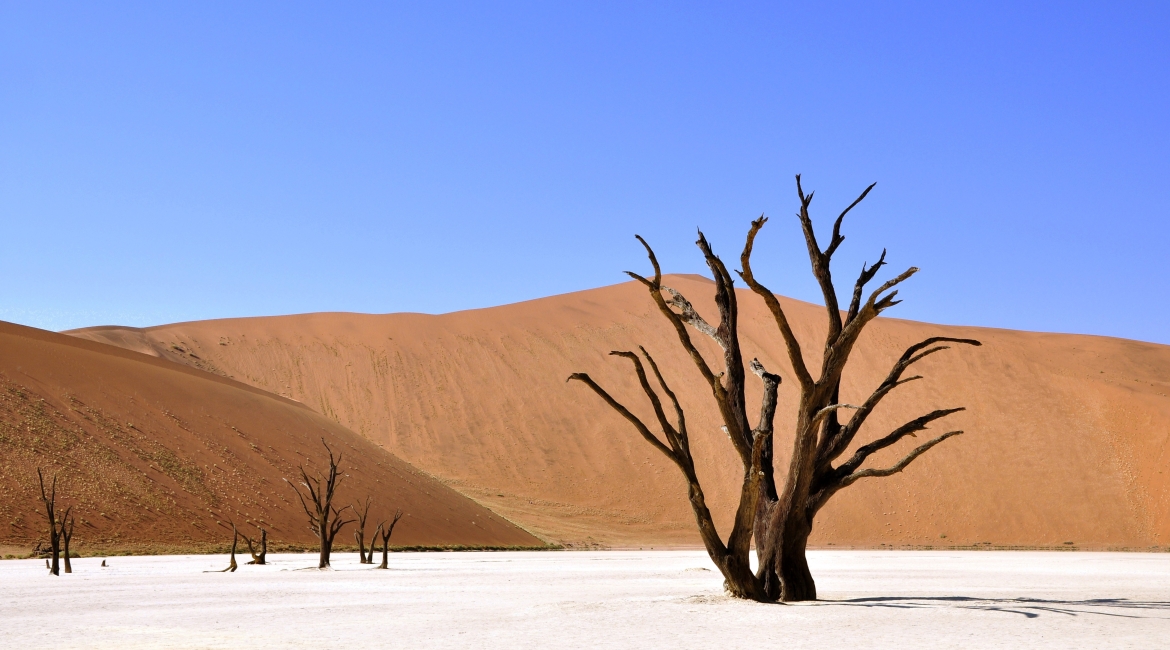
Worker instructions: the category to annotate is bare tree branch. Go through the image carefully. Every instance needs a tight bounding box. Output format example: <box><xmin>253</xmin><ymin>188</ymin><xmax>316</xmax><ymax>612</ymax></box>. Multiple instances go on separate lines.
<box><xmin>567</xmin><ymin>372</ymin><xmax>675</xmax><ymax>461</ymax></box>
<box><xmin>836</xmin><ymin>408</ymin><xmax>966</xmax><ymax>478</ymax></box>
<box><xmin>739</xmin><ymin>216</ymin><xmax>814</xmax><ymax>389</ymax></box>
<box><xmin>662</xmin><ymin>286</ymin><xmax>720</xmax><ymax>344</ymax></box>
<box><xmin>818</xmin><ymin>337</ymin><xmax>981</xmax><ymax>466</ymax></box>
<box><xmin>639</xmin><ymin>346</ymin><xmax>689</xmax><ymax>455</ymax></box>
<box><xmin>846</xmin><ymin>249</ymin><xmax>887</xmax><ymax>325</ymax></box>
<box><xmin>628</xmin><ymin>237</ymin><xmax>720</xmax><ymax>388</ymax></box>
<box><xmin>825</xmin><ymin>183</ymin><xmax>876</xmax><ymax>259</ymax></box>
<box><xmin>838</xmin><ymin>431</ymin><xmax>964</xmax><ymax>488</ymax></box>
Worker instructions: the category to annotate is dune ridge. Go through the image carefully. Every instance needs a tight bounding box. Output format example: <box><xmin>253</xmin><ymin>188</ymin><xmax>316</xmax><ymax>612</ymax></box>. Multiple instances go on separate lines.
<box><xmin>66</xmin><ymin>275</ymin><xmax>1170</xmax><ymax>549</ymax></box>
<box><xmin>0</xmin><ymin>321</ymin><xmax>541</xmax><ymax>554</ymax></box>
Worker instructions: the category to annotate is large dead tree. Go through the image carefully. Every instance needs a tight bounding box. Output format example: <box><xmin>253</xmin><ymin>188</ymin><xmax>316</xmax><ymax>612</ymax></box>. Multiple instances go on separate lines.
<box><xmin>37</xmin><ymin>469</ymin><xmax>70</xmax><ymax>577</ymax></box>
<box><xmin>353</xmin><ymin>496</ymin><xmax>373</xmax><ymax>564</ymax></box>
<box><xmin>374</xmin><ymin>509</ymin><xmax>404</xmax><ymax>570</ymax></box>
<box><xmin>570</xmin><ymin>176</ymin><xmax>979</xmax><ymax>602</ymax></box>
<box><xmin>287</xmin><ymin>439</ymin><xmax>354</xmax><ymax>569</ymax></box>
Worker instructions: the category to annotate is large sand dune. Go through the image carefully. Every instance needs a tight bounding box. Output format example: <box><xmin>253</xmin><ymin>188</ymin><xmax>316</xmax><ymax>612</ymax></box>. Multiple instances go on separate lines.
<box><xmin>0</xmin><ymin>321</ymin><xmax>541</xmax><ymax>553</ymax></box>
<box><xmin>67</xmin><ymin>276</ymin><xmax>1170</xmax><ymax>549</ymax></box>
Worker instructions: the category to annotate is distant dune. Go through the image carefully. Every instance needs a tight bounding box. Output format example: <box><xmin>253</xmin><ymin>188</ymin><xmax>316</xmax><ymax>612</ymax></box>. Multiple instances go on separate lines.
<box><xmin>0</xmin><ymin>321</ymin><xmax>541</xmax><ymax>554</ymax></box>
<box><xmin>67</xmin><ymin>275</ymin><xmax>1170</xmax><ymax>549</ymax></box>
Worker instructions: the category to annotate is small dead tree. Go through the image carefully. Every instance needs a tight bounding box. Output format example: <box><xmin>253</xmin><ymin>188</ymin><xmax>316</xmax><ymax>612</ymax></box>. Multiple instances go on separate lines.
<box><xmin>287</xmin><ymin>439</ymin><xmax>354</xmax><ymax>569</ymax></box>
<box><xmin>571</xmin><ymin>175</ymin><xmax>979</xmax><ymax>602</ymax></box>
<box><xmin>36</xmin><ymin>468</ymin><xmax>68</xmax><ymax>577</ymax></box>
<box><xmin>61</xmin><ymin>512</ymin><xmax>75</xmax><ymax>574</ymax></box>
<box><xmin>374</xmin><ymin>509</ymin><xmax>404</xmax><ymax>570</ymax></box>
<box><xmin>218</xmin><ymin>524</ymin><xmax>239</xmax><ymax>572</ymax></box>
<box><xmin>241</xmin><ymin>525</ymin><xmax>268</xmax><ymax>565</ymax></box>
<box><xmin>353</xmin><ymin>496</ymin><xmax>373</xmax><ymax>564</ymax></box>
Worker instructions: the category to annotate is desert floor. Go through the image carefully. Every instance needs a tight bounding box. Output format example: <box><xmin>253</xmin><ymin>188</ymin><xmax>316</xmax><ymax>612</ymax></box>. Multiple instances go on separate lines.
<box><xmin>3</xmin><ymin>550</ymin><xmax>1169</xmax><ymax>649</ymax></box>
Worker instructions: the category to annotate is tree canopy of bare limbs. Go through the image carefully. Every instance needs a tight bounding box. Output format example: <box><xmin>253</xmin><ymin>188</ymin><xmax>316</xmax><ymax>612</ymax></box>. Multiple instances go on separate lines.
<box><xmin>287</xmin><ymin>439</ymin><xmax>354</xmax><ymax>569</ymax></box>
<box><xmin>570</xmin><ymin>176</ymin><xmax>980</xmax><ymax>602</ymax></box>
<box><xmin>37</xmin><ymin>468</ymin><xmax>73</xmax><ymax>576</ymax></box>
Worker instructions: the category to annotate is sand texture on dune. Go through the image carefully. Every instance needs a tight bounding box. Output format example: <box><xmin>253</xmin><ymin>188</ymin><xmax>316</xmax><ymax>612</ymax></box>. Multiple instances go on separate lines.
<box><xmin>67</xmin><ymin>276</ymin><xmax>1170</xmax><ymax>549</ymax></box>
<box><xmin>0</xmin><ymin>321</ymin><xmax>541</xmax><ymax>553</ymax></box>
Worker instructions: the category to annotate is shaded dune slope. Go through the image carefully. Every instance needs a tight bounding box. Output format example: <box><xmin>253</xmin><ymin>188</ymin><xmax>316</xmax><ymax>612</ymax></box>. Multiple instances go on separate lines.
<box><xmin>69</xmin><ymin>276</ymin><xmax>1170</xmax><ymax>549</ymax></box>
<box><xmin>0</xmin><ymin>321</ymin><xmax>541</xmax><ymax>553</ymax></box>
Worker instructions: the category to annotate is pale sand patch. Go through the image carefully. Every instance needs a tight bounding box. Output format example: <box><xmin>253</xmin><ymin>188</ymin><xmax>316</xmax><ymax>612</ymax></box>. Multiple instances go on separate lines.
<box><xmin>2</xmin><ymin>550</ymin><xmax>1168</xmax><ymax>649</ymax></box>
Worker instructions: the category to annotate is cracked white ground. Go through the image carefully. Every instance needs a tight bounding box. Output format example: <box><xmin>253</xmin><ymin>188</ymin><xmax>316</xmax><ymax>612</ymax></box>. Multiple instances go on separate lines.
<box><xmin>3</xmin><ymin>550</ymin><xmax>1169</xmax><ymax>649</ymax></box>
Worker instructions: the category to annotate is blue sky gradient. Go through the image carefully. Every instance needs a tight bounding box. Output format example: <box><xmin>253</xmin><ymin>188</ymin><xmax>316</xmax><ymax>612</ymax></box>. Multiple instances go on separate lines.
<box><xmin>2</xmin><ymin>2</ymin><xmax>1167</xmax><ymax>343</ymax></box>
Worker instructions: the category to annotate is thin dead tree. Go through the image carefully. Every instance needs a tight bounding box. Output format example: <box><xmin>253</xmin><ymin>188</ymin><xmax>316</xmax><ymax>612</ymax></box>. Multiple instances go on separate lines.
<box><xmin>208</xmin><ymin>523</ymin><xmax>239</xmax><ymax>573</ymax></box>
<box><xmin>61</xmin><ymin>511</ymin><xmax>75</xmax><ymax>574</ymax></box>
<box><xmin>571</xmin><ymin>175</ymin><xmax>979</xmax><ymax>602</ymax></box>
<box><xmin>36</xmin><ymin>468</ymin><xmax>68</xmax><ymax>577</ymax></box>
<box><xmin>286</xmin><ymin>439</ymin><xmax>354</xmax><ymax>569</ymax></box>
<box><xmin>374</xmin><ymin>509</ymin><xmax>404</xmax><ymax>570</ymax></box>
<box><xmin>353</xmin><ymin>496</ymin><xmax>374</xmax><ymax>564</ymax></box>
<box><xmin>241</xmin><ymin>524</ymin><xmax>268</xmax><ymax>565</ymax></box>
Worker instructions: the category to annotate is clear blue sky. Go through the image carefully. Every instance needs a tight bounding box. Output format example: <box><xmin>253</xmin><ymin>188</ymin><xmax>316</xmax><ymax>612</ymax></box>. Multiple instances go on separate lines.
<box><xmin>2</xmin><ymin>2</ymin><xmax>1168</xmax><ymax>344</ymax></box>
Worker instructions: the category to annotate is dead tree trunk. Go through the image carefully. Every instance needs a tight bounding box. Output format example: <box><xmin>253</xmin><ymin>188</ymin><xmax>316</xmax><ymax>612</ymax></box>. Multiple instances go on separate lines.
<box><xmin>216</xmin><ymin>525</ymin><xmax>239</xmax><ymax>572</ymax></box>
<box><xmin>571</xmin><ymin>175</ymin><xmax>979</xmax><ymax>602</ymax></box>
<box><xmin>287</xmin><ymin>439</ymin><xmax>354</xmax><ymax>569</ymax></box>
<box><xmin>61</xmin><ymin>512</ymin><xmax>75</xmax><ymax>574</ymax></box>
<box><xmin>36</xmin><ymin>469</ymin><xmax>63</xmax><ymax>577</ymax></box>
<box><xmin>375</xmin><ymin>510</ymin><xmax>403</xmax><ymax>570</ymax></box>
<box><xmin>242</xmin><ymin>526</ymin><xmax>267</xmax><ymax>565</ymax></box>
<box><xmin>353</xmin><ymin>496</ymin><xmax>373</xmax><ymax>564</ymax></box>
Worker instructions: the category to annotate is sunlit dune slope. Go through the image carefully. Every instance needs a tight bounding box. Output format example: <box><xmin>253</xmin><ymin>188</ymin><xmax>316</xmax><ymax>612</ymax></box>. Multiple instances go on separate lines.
<box><xmin>68</xmin><ymin>276</ymin><xmax>1170</xmax><ymax>549</ymax></box>
<box><xmin>0</xmin><ymin>321</ymin><xmax>541</xmax><ymax>553</ymax></box>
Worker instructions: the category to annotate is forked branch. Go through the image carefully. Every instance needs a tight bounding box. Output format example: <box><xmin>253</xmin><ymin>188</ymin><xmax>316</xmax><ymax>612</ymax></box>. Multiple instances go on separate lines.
<box><xmin>818</xmin><ymin>336</ymin><xmax>982</xmax><ymax>465</ymax></box>
<box><xmin>838</xmin><ymin>431</ymin><xmax>963</xmax><ymax>488</ymax></box>
<box><xmin>567</xmin><ymin>370</ymin><xmax>676</xmax><ymax>461</ymax></box>
<box><xmin>836</xmin><ymin>408</ymin><xmax>966</xmax><ymax>477</ymax></box>
<box><xmin>739</xmin><ymin>216</ymin><xmax>813</xmax><ymax>389</ymax></box>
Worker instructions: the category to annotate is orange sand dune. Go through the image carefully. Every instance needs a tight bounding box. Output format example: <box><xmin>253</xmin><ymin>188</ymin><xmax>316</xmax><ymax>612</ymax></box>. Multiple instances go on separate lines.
<box><xmin>68</xmin><ymin>275</ymin><xmax>1170</xmax><ymax>549</ymax></box>
<box><xmin>0</xmin><ymin>321</ymin><xmax>541</xmax><ymax>553</ymax></box>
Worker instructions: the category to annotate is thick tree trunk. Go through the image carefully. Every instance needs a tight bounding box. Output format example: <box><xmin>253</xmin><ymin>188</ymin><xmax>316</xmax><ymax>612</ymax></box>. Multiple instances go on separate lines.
<box><xmin>777</xmin><ymin>523</ymin><xmax>815</xmax><ymax>602</ymax></box>
<box><xmin>318</xmin><ymin>510</ymin><xmax>332</xmax><ymax>568</ymax></box>
<box><xmin>318</xmin><ymin>537</ymin><xmax>331</xmax><ymax>569</ymax></box>
<box><xmin>715</xmin><ymin>553</ymin><xmax>767</xmax><ymax>600</ymax></box>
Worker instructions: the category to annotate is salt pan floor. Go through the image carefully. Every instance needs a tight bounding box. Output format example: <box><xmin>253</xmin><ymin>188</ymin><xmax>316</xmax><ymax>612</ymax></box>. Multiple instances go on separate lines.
<box><xmin>3</xmin><ymin>550</ymin><xmax>1169</xmax><ymax>649</ymax></box>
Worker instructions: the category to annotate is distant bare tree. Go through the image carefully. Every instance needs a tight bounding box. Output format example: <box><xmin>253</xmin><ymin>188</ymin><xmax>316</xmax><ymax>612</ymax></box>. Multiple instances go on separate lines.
<box><xmin>241</xmin><ymin>525</ymin><xmax>268</xmax><ymax>565</ymax></box>
<box><xmin>571</xmin><ymin>175</ymin><xmax>979</xmax><ymax>601</ymax></box>
<box><xmin>210</xmin><ymin>523</ymin><xmax>239</xmax><ymax>573</ymax></box>
<box><xmin>36</xmin><ymin>468</ymin><xmax>69</xmax><ymax>577</ymax></box>
<box><xmin>61</xmin><ymin>512</ymin><xmax>75</xmax><ymax>574</ymax></box>
<box><xmin>353</xmin><ymin>496</ymin><xmax>373</xmax><ymax>564</ymax></box>
<box><xmin>374</xmin><ymin>509</ymin><xmax>404</xmax><ymax>570</ymax></box>
<box><xmin>287</xmin><ymin>439</ymin><xmax>354</xmax><ymax>569</ymax></box>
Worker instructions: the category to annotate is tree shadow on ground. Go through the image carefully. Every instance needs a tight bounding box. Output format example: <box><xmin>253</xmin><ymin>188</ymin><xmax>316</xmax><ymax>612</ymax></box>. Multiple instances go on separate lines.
<box><xmin>821</xmin><ymin>596</ymin><xmax>1170</xmax><ymax>619</ymax></box>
